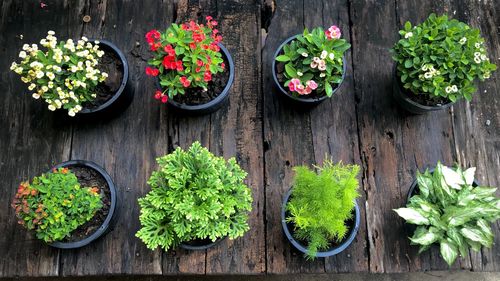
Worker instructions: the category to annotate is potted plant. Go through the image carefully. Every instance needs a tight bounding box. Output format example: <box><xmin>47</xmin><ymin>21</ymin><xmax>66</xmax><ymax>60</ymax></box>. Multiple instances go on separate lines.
<box><xmin>394</xmin><ymin>162</ymin><xmax>500</xmax><ymax>266</ymax></box>
<box><xmin>11</xmin><ymin>160</ymin><xmax>117</xmax><ymax>249</ymax></box>
<box><xmin>391</xmin><ymin>14</ymin><xmax>497</xmax><ymax>114</ymax></box>
<box><xmin>273</xmin><ymin>25</ymin><xmax>350</xmax><ymax>105</ymax></box>
<box><xmin>10</xmin><ymin>31</ymin><xmax>132</xmax><ymax>118</ymax></box>
<box><xmin>136</xmin><ymin>141</ymin><xmax>252</xmax><ymax>251</ymax></box>
<box><xmin>144</xmin><ymin>16</ymin><xmax>234</xmax><ymax>115</ymax></box>
<box><xmin>282</xmin><ymin>158</ymin><xmax>361</xmax><ymax>259</ymax></box>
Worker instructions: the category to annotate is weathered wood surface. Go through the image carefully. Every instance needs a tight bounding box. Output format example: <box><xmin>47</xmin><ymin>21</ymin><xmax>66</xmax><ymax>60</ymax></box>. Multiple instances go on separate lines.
<box><xmin>0</xmin><ymin>0</ymin><xmax>498</xmax><ymax>277</ymax></box>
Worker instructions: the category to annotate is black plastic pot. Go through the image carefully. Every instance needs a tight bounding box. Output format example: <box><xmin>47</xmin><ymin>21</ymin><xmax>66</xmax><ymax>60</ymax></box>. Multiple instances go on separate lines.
<box><xmin>393</xmin><ymin>67</ymin><xmax>454</xmax><ymax>114</ymax></box>
<box><xmin>77</xmin><ymin>39</ymin><xmax>134</xmax><ymax>119</ymax></box>
<box><xmin>272</xmin><ymin>34</ymin><xmax>347</xmax><ymax>106</ymax></box>
<box><xmin>48</xmin><ymin>160</ymin><xmax>118</xmax><ymax>249</ymax></box>
<box><xmin>281</xmin><ymin>188</ymin><xmax>360</xmax><ymax>258</ymax></box>
<box><xmin>179</xmin><ymin>236</ymin><xmax>226</xmax><ymax>251</ymax></box>
<box><xmin>157</xmin><ymin>43</ymin><xmax>235</xmax><ymax>115</ymax></box>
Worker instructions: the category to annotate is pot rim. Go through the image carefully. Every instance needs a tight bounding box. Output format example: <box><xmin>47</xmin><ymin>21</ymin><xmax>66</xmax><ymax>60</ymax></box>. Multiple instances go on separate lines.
<box><xmin>281</xmin><ymin>187</ymin><xmax>360</xmax><ymax>257</ymax></box>
<box><xmin>79</xmin><ymin>39</ymin><xmax>130</xmax><ymax>114</ymax></box>
<box><xmin>272</xmin><ymin>34</ymin><xmax>347</xmax><ymax>104</ymax></box>
<box><xmin>48</xmin><ymin>160</ymin><xmax>117</xmax><ymax>249</ymax></box>
<box><xmin>157</xmin><ymin>43</ymin><xmax>234</xmax><ymax>112</ymax></box>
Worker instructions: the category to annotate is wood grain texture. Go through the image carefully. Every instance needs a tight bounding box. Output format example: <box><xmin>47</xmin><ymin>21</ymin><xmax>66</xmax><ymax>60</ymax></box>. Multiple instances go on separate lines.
<box><xmin>0</xmin><ymin>0</ymin><xmax>80</xmax><ymax>277</ymax></box>
<box><xmin>1</xmin><ymin>0</ymin><xmax>499</xmax><ymax>276</ymax></box>
<box><xmin>450</xmin><ymin>0</ymin><xmax>500</xmax><ymax>272</ymax></box>
<box><xmin>60</xmin><ymin>0</ymin><xmax>171</xmax><ymax>276</ymax></box>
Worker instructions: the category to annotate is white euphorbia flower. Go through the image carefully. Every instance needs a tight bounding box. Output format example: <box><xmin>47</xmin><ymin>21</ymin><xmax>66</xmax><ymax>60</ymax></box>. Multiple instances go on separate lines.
<box><xmin>463</xmin><ymin>167</ymin><xmax>476</xmax><ymax>185</ymax></box>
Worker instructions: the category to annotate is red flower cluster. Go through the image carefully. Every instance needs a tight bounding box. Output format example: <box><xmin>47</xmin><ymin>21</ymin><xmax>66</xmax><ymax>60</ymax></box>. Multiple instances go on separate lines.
<box><xmin>146</xmin><ymin>67</ymin><xmax>159</xmax><ymax>77</ymax></box>
<box><xmin>145</xmin><ymin>30</ymin><xmax>161</xmax><ymax>51</ymax></box>
<box><xmin>154</xmin><ymin>90</ymin><xmax>168</xmax><ymax>103</ymax></box>
<box><xmin>180</xmin><ymin>76</ymin><xmax>191</xmax><ymax>87</ymax></box>
<box><xmin>145</xmin><ymin>16</ymin><xmax>225</xmax><ymax>103</ymax></box>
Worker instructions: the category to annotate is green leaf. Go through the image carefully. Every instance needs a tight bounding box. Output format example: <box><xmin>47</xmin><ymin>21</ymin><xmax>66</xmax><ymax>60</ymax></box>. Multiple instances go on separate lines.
<box><xmin>276</xmin><ymin>55</ymin><xmax>290</xmax><ymax>62</ymax></box>
<box><xmin>404</xmin><ymin>21</ymin><xmax>412</xmax><ymax>31</ymax></box>
<box><xmin>404</xmin><ymin>59</ymin><xmax>413</xmax><ymax>68</ymax></box>
<box><xmin>440</xmin><ymin>239</ymin><xmax>458</xmax><ymax>266</ymax></box>
<box><xmin>410</xmin><ymin>227</ymin><xmax>442</xmax><ymax>245</ymax></box>
<box><xmin>325</xmin><ymin>83</ymin><xmax>333</xmax><ymax>97</ymax></box>
<box><xmin>394</xmin><ymin>207</ymin><xmax>430</xmax><ymax>225</ymax></box>
<box><xmin>460</xmin><ymin>226</ymin><xmax>492</xmax><ymax>247</ymax></box>
<box><xmin>284</xmin><ymin>64</ymin><xmax>297</xmax><ymax>77</ymax></box>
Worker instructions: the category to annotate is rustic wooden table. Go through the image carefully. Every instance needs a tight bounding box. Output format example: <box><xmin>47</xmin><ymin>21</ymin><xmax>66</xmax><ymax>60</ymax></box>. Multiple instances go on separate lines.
<box><xmin>0</xmin><ymin>0</ymin><xmax>498</xmax><ymax>277</ymax></box>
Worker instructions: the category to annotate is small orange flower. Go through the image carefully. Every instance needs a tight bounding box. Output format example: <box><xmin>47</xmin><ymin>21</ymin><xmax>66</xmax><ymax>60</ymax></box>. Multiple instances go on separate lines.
<box><xmin>61</xmin><ymin>167</ymin><xmax>69</xmax><ymax>174</ymax></box>
<box><xmin>89</xmin><ymin>187</ymin><xmax>99</xmax><ymax>195</ymax></box>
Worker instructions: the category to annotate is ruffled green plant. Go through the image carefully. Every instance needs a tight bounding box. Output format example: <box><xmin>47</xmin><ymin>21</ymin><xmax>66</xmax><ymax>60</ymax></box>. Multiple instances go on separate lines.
<box><xmin>391</xmin><ymin>14</ymin><xmax>496</xmax><ymax>103</ymax></box>
<box><xmin>394</xmin><ymin>162</ymin><xmax>500</xmax><ymax>266</ymax></box>
<box><xmin>136</xmin><ymin>141</ymin><xmax>253</xmax><ymax>251</ymax></box>
<box><xmin>286</xmin><ymin>159</ymin><xmax>360</xmax><ymax>259</ymax></box>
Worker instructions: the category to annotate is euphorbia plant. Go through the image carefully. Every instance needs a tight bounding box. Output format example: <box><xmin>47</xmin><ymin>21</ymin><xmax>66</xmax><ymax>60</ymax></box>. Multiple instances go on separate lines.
<box><xmin>136</xmin><ymin>141</ymin><xmax>252</xmax><ymax>251</ymax></box>
<box><xmin>391</xmin><ymin>14</ymin><xmax>496</xmax><ymax>103</ymax></box>
<box><xmin>275</xmin><ymin>26</ymin><xmax>351</xmax><ymax>97</ymax></box>
<box><xmin>394</xmin><ymin>162</ymin><xmax>500</xmax><ymax>266</ymax></box>
<box><xmin>10</xmin><ymin>31</ymin><xmax>108</xmax><ymax>116</ymax></box>
<box><xmin>11</xmin><ymin>167</ymin><xmax>102</xmax><ymax>242</ymax></box>
<box><xmin>145</xmin><ymin>16</ymin><xmax>225</xmax><ymax>103</ymax></box>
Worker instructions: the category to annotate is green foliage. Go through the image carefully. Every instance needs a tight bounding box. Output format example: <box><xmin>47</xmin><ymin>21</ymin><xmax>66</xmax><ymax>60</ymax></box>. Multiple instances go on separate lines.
<box><xmin>391</xmin><ymin>14</ymin><xmax>496</xmax><ymax>103</ymax></box>
<box><xmin>394</xmin><ymin>162</ymin><xmax>500</xmax><ymax>266</ymax></box>
<box><xmin>136</xmin><ymin>142</ymin><xmax>253</xmax><ymax>251</ymax></box>
<box><xmin>276</xmin><ymin>26</ymin><xmax>350</xmax><ymax>97</ymax></box>
<box><xmin>11</xmin><ymin>167</ymin><xmax>102</xmax><ymax>242</ymax></box>
<box><xmin>286</xmin><ymin>159</ymin><xmax>360</xmax><ymax>259</ymax></box>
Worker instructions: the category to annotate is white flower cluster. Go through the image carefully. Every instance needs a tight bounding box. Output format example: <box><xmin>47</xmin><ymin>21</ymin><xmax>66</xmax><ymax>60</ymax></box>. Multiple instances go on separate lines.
<box><xmin>419</xmin><ymin>64</ymin><xmax>441</xmax><ymax>80</ymax></box>
<box><xmin>445</xmin><ymin>84</ymin><xmax>459</xmax><ymax>94</ymax></box>
<box><xmin>10</xmin><ymin>31</ymin><xmax>108</xmax><ymax>116</ymax></box>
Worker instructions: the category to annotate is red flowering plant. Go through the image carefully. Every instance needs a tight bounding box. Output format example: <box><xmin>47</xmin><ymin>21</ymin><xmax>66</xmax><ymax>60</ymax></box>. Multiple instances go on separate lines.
<box><xmin>145</xmin><ymin>16</ymin><xmax>225</xmax><ymax>103</ymax></box>
<box><xmin>11</xmin><ymin>167</ymin><xmax>102</xmax><ymax>243</ymax></box>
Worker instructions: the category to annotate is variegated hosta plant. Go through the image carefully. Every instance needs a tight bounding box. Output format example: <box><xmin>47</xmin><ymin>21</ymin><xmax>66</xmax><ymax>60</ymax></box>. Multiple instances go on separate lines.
<box><xmin>394</xmin><ymin>162</ymin><xmax>500</xmax><ymax>266</ymax></box>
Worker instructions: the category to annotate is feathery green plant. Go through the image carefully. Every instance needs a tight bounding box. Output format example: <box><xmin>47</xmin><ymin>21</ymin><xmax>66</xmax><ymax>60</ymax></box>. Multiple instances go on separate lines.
<box><xmin>286</xmin><ymin>159</ymin><xmax>360</xmax><ymax>259</ymax></box>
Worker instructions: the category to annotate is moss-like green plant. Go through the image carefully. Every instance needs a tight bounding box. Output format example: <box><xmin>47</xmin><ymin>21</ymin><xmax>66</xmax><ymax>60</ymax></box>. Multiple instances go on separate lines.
<box><xmin>136</xmin><ymin>141</ymin><xmax>253</xmax><ymax>251</ymax></box>
<box><xmin>286</xmin><ymin>159</ymin><xmax>360</xmax><ymax>259</ymax></box>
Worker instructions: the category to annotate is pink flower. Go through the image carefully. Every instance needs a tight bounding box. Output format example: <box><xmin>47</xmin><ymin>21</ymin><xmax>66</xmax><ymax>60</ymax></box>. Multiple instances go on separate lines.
<box><xmin>310</xmin><ymin>61</ymin><xmax>318</xmax><ymax>68</ymax></box>
<box><xmin>303</xmin><ymin>86</ymin><xmax>312</xmax><ymax>95</ymax></box>
<box><xmin>306</xmin><ymin>80</ymin><xmax>318</xmax><ymax>90</ymax></box>
<box><xmin>325</xmin><ymin>25</ymin><xmax>341</xmax><ymax>39</ymax></box>
<box><xmin>288</xmin><ymin>78</ymin><xmax>301</xmax><ymax>92</ymax></box>
<box><xmin>296</xmin><ymin>84</ymin><xmax>305</xmax><ymax>95</ymax></box>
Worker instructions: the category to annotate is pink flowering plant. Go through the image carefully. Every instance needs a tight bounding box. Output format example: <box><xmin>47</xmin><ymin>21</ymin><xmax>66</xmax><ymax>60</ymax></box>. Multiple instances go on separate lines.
<box><xmin>275</xmin><ymin>26</ymin><xmax>350</xmax><ymax>97</ymax></box>
<box><xmin>145</xmin><ymin>16</ymin><xmax>225</xmax><ymax>104</ymax></box>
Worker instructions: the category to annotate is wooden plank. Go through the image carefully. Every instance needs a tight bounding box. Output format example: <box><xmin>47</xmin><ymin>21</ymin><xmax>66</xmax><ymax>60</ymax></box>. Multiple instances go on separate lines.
<box><xmin>205</xmin><ymin>0</ymin><xmax>265</xmax><ymax>274</ymax></box>
<box><xmin>263</xmin><ymin>0</ymin><xmax>326</xmax><ymax>274</ymax></box>
<box><xmin>450</xmin><ymin>0</ymin><xmax>500</xmax><ymax>272</ymax></box>
<box><xmin>60</xmin><ymin>0</ymin><xmax>171</xmax><ymax>275</ymax></box>
<box><xmin>0</xmin><ymin>0</ymin><xmax>83</xmax><ymax>277</ymax></box>
<box><xmin>349</xmin><ymin>0</ymin><xmax>441</xmax><ymax>273</ymax></box>
<box><xmin>304</xmin><ymin>0</ymin><xmax>369</xmax><ymax>273</ymax></box>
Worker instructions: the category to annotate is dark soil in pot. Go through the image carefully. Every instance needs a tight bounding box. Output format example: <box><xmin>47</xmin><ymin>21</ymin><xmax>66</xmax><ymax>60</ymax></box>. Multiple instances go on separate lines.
<box><xmin>179</xmin><ymin>236</ymin><xmax>226</xmax><ymax>250</ymax></box>
<box><xmin>60</xmin><ymin>166</ymin><xmax>111</xmax><ymax>243</ymax></box>
<box><xmin>82</xmin><ymin>48</ymin><xmax>124</xmax><ymax>110</ymax></box>
<box><xmin>171</xmin><ymin>56</ymin><xmax>230</xmax><ymax>106</ymax></box>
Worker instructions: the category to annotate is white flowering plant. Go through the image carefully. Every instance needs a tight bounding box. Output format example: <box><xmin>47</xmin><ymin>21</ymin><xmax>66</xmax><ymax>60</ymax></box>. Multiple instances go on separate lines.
<box><xmin>391</xmin><ymin>14</ymin><xmax>496</xmax><ymax>103</ymax></box>
<box><xmin>275</xmin><ymin>26</ymin><xmax>350</xmax><ymax>97</ymax></box>
<box><xmin>10</xmin><ymin>31</ymin><xmax>108</xmax><ymax>116</ymax></box>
